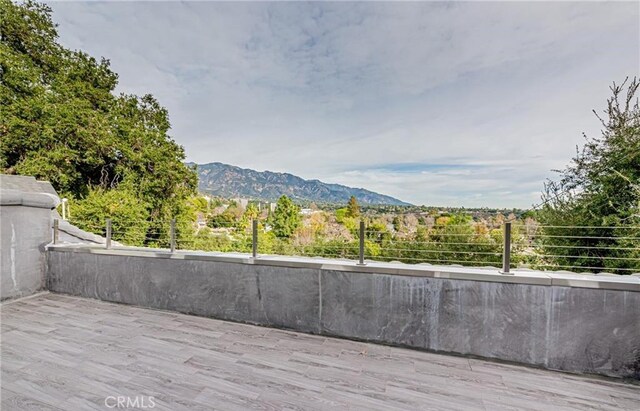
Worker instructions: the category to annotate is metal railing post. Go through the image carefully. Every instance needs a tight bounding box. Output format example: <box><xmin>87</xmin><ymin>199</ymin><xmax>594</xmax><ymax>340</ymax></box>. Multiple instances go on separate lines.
<box><xmin>105</xmin><ymin>218</ymin><xmax>112</xmax><ymax>249</ymax></box>
<box><xmin>252</xmin><ymin>219</ymin><xmax>258</xmax><ymax>258</ymax></box>
<box><xmin>358</xmin><ymin>220</ymin><xmax>366</xmax><ymax>265</ymax></box>
<box><xmin>53</xmin><ymin>219</ymin><xmax>59</xmax><ymax>244</ymax></box>
<box><xmin>501</xmin><ymin>221</ymin><xmax>512</xmax><ymax>274</ymax></box>
<box><xmin>170</xmin><ymin>219</ymin><xmax>176</xmax><ymax>253</ymax></box>
<box><xmin>61</xmin><ymin>198</ymin><xmax>68</xmax><ymax>220</ymax></box>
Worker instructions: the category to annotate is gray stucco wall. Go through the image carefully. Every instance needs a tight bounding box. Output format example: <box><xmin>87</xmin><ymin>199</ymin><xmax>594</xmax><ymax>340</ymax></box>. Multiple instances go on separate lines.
<box><xmin>1</xmin><ymin>174</ymin><xmax>115</xmax><ymax>300</ymax></box>
<box><xmin>47</xmin><ymin>252</ymin><xmax>321</xmax><ymax>333</ymax></box>
<box><xmin>1</xmin><ymin>176</ymin><xmax>59</xmax><ymax>300</ymax></box>
<box><xmin>46</xmin><ymin>248</ymin><xmax>640</xmax><ymax>379</ymax></box>
<box><xmin>320</xmin><ymin>270</ymin><xmax>639</xmax><ymax>378</ymax></box>
<box><xmin>1</xmin><ymin>205</ymin><xmax>52</xmax><ymax>300</ymax></box>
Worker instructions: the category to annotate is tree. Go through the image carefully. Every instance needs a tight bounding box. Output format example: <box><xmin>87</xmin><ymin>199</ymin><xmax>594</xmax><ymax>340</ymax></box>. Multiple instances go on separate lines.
<box><xmin>208</xmin><ymin>209</ymin><xmax>237</xmax><ymax>228</ymax></box>
<box><xmin>187</xmin><ymin>196</ymin><xmax>209</xmax><ymax>214</ymax></box>
<box><xmin>392</xmin><ymin>215</ymin><xmax>404</xmax><ymax>232</ymax></box>
<box><xmin>243</xmin><ymin>203</ymin><xmax>260</xmax><ymax>220</ymax></box>
<box><xmin>537</xmin><ymin>78</ymin><xmax>640</xmax><ymax>274</ymax></box>
<box><xmin>270</xmin><ymin>195</ymin><xmax>301</xmax><ymax>238</ymax></box>
<box><xmin>0</xmin><ymin>0</ymin><xmax>197</xmax><ymax>231</ymax></box>
<box><xmin>335</xmin><ymin>207</ymin><xmax>348</xmax><ymax>222</ymax></box>
<box><xmin>347</xmin><ymin>196</ymin><xmax>360</xmax><ymax>218</ymax></box>
<box><xmin>237</xmin><ymin>203</ymin><xmax>259</xmax><ymax>231</ymax></box>
<box><xmin>69</xmin><ymin>183</ymin><xmax>150</xmax><ymax>246</ymax></box>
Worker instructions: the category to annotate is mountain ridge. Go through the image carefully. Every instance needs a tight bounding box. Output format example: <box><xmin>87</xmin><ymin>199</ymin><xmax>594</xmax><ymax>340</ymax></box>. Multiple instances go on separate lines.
<box><xmin>189</xmin><ymin>162</ymin><xmax>411</xmax><ymax>206</ymax></box>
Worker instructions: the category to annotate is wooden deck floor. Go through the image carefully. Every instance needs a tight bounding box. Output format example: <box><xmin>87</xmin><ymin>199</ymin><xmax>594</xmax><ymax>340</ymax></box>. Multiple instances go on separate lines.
<box><xmin>1</xmin><ymin>293</ymin><xmax>638</xmax><ymax>410</ymax></box>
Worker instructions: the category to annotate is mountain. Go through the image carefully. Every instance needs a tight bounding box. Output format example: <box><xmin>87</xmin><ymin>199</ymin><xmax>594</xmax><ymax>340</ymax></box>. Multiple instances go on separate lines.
<box><xmin>190</xmin><ymin>162</ymin><xmax>411</xmax><ymax>206</ymax></box>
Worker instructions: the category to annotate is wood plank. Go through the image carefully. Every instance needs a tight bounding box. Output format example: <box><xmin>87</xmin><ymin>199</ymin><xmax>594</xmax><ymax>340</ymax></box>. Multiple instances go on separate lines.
<box><xmin>1</xmin><ymin>293</ymin><xmax>638</xmax><ymax>411</ymax></box>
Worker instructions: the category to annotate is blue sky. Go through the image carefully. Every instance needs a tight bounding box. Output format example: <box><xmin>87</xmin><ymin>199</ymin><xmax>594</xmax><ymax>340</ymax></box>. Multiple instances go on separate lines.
<box><xmin>47</xmin><ymin>1</ymin><xmax>639</xmax><ymax>208</ymax></box>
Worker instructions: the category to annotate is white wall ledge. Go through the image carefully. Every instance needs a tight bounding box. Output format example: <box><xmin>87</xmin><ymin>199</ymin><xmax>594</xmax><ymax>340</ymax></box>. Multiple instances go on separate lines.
<box><xmin>46</xmin><ymin>244</ymin><xmax>640</xmax><ymax>292</ymax></box>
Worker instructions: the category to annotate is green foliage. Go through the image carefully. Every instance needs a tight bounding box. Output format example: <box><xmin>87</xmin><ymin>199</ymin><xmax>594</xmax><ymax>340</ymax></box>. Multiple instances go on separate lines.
<box><xmin>208</xmin><ymin>210</ymin><xmax>237</xmax><ymax>228</ymax></box>
<box><xmin>335</xmin><ymin>207</ymin><xmax>348</xmax><ymax>222</ymax></box>
<box><xmin>256</xmin><ymin>229</ymin><xmax>279</xmax><ymax>254</ymax></box>
<box><xmin>169</xmin><ymin>196</ymin><xmax>199</xmax><ymax>247</ymax></box>
<box><xmin>270</xmin><ymin>195</ymin><xmax>301</xmax><ymax>238</ymax></box>
<box><xmin>188</xmin><ymin>196</ymin><xmax>209</xmax><ymax>214</ymax></box>
<box><xmin>302</xmin><ymin>239</ymin><xmax>359</xmax><ymax>259</ymax></box>
<box><xmin>189</xmin><ymin>228</ymin><xmax>229</xmax><ymax>252</ymax></box>
<box><xmin>364</xmin><ymin>240</ymin><xmax>382</xmax><ymax>258</ymax></box>
<box><xmin>366</xmin><ymin>219</ymin><xmax>391</xmax><ymax>242</ymax></box>
<box><xmin>69</xmin><ymin>183</ymin><xmax>150</xmax><ymax>246</ymax></box>
<box><xmin>1</xmin><ymin>0</ymin><xmax>196</xmax><ymax>226</ymax></box>
<box><xmin>341</xmin><ymin>217</ymin><xmax>358</xmax><ymax>236</ymax></box>
<box><xmin>244</xmin><ymin>203</ymin><xmax>259</xmax><ymax>220</ymax></box>
<box><xmin>369</xmin><ymin>214</ymin><xmax>503</xmax><ymax>266</ymax></box>
<box><xmin>537</xmin><ymin>78</ymin><xmax>640</xmax><ymax>274</ymax></box>
<box><xmin>346</xmin><ymin>196</ymin><xmax>360</xmax><ymax>218</ymax></box>
<box><xmin>392</xmin><ymin>215</ymin><xmax>404</xmax><ymax>232</ymax></box>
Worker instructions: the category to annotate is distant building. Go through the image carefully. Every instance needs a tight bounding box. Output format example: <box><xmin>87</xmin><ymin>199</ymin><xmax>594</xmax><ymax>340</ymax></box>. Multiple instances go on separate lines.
<box><xmin>300</xmin><ymin>208</ymin><xmax>321</xmax><ymax>216</ymax></box>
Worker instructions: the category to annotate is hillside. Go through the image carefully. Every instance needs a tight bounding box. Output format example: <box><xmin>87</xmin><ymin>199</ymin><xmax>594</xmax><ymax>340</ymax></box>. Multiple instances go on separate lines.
<box><xmin>190</xmin><ymin>162</ymin><xmax>411</xmax><ymax>205</ymax></box>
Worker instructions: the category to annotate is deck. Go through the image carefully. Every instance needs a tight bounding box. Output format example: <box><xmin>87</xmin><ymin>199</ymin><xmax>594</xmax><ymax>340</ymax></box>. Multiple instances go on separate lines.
<box><xmin>1</xmin><ymin>293</ymin><xmax>638</xmax><ymax>410</ymax></box>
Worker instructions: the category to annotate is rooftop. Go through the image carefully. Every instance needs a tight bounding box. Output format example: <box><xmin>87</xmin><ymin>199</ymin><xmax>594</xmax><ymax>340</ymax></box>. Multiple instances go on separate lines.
<box><xmin>2</xmin><ymin>293</ymin><xmax>638</xmax><ymax>410</ymax></box>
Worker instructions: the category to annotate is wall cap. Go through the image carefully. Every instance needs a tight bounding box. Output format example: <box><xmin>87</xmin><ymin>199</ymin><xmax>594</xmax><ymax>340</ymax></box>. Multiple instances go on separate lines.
<box><xmin>0</xmin><ymin>189</ymin><xmax>60</xmax><ymax>209</ymax></box>
<box><xmin>46</xmin><ymin>244</ymin><xmax>640</xmax><ymax>292</ymax></box>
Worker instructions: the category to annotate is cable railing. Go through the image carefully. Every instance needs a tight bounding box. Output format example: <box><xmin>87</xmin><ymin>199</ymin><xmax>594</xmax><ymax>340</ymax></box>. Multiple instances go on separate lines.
<box><xmin>54</xmin><ymin>216</ymin><xmax>640</xmax><ymax>275</ymax></box>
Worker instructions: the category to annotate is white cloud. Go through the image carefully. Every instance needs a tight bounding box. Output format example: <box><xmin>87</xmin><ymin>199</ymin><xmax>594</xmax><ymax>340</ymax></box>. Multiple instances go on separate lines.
<box><xmin>47</xmin><ymin>1</ymin><xmax>639</xmax><ymax>207</ymax></box>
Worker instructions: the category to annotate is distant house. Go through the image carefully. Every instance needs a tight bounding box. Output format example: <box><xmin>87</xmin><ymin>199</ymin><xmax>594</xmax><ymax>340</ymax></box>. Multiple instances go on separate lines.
<box><xmin>300</xmin><ymin>208</ymin><xmax>320</xmax><ymax>216</ymax></box>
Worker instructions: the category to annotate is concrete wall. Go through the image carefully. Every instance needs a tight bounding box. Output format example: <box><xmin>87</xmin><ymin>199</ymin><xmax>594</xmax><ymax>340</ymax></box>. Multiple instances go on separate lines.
<box><xmin>1</xmin><ymin>192</ymin><xmax>57</xmax><ymax>300</ymax></box>
<box><xmin>56</xmin><ymin>217</ymin><xmax>115</xmax><ymax>246</ymax></box>
<box><xmin>46</xmin><ymin>247</ymin><xmax>640</xmax><ymax>379</ymax></box>
<box><xmin>1</xmin><ymin>174</ymin><xmax>115</xmax><ymax>300</ymax></box>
